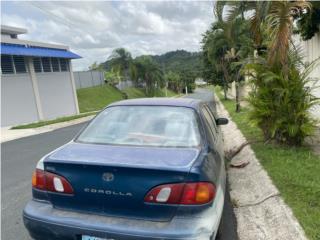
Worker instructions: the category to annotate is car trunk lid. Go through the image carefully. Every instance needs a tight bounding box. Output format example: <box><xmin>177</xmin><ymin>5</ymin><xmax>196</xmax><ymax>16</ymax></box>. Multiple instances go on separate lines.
<box><xmin>44</xmin><ymin>142</ymin><xmax>200</xmax><ymax>221</ymax></box>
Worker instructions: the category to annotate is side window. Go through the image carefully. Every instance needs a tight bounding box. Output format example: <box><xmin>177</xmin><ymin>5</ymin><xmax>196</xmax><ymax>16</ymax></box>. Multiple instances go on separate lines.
<box><xmin>13</xmin><ymin>56</ymin><xmax>27</xmax><ymax>73</ymax></box>
<box><xmin>41</xmin><ymin>57</ymin><xmax>51</xmax><ymax>72</ymax></box>
<box><xmin>1</xmin><ymin>55</ymin><xmax>14</xmax><ymax>74</ymax></box>
<box><xmin>59</xmin><ymin>58</ymin><xmax>69</xmax><ymax>71</ymax></box>
<box><xmin>201</xmin><ymin>107</ymin><xmax>217</xmax><ymax>143</ymax></box>
<box><xmin>204</xmin><ymin>105</ymin><xmax>218</xmax><ymax>133</ymax></box>
<box><xmin>33</xmin><ymin>57</ymin><xmax>42</xmax><ymax>72</ymax></box>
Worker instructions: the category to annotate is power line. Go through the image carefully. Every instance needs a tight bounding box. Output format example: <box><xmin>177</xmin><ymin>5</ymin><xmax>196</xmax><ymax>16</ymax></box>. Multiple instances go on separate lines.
<box><xmin>26</xmin><ymin>2</ymin><xmax>93</xmax><ymax>37</ymax></box>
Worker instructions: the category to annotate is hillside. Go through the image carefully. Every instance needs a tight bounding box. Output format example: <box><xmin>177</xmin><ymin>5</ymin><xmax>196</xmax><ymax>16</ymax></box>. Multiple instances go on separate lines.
<box><xmin>152</xmin><ymin>50</ymin><xmax>203</xmax><ymax>74</ymax></box>
<box><xmin>101</xmin><ymin>50</ymin><xmax>203</xmax><ymax>78</ymax></box>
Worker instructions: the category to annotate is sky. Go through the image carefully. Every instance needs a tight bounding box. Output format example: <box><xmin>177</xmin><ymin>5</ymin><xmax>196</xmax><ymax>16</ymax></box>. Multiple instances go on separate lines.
<box><xmin>1</xmin><ymin>1</ymin><xmax>215</xmax><ymax>70</ymax></box>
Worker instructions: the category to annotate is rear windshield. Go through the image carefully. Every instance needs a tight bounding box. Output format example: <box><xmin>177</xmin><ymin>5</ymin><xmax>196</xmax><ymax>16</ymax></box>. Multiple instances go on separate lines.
<box><xmin>76</xmin><ymin>106</ymin><xmax>201</xmax><ymax>147</ymax></box>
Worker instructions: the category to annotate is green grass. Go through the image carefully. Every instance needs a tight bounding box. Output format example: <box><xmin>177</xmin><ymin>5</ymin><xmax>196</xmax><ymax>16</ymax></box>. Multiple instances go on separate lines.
<box><xmin>154</xmin><ymin>88</ymin><xmax>177</xmax><ymax>97</ymax></box>
<box><xmin>11</xmin><ymin>112</ymin><xmax>97</xmax><ymax>129</ymax></box>
<box><xmin>77</xmin><ymin>85</ymin><xmax>124</xmax><ymax>113</ymax></box>
<box><xmin>210</xmin><ymin>85</ymin><xmax>320</xmax><ymax>240</ymax></box>
<box><xmin>12</xmin><ymin>86</ymin><xmax>180</xmax><ymax>130</ymax></box>
<box><xmin>122</xmin><ymin>87</ymin><xmax>147</xmax><ymax>99</ymax></box>
<box><xmin>123</xmin><ymin>87</ymin><xmax>179</xmax><ymax>98</ymax></box>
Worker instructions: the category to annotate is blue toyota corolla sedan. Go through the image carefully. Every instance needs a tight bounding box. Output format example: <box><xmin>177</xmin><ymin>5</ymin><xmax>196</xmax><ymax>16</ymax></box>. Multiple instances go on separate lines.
<box><xmin>23</xmin><ymin>98</ymin><xmax>228</xmax><ymax>240</ymax></box>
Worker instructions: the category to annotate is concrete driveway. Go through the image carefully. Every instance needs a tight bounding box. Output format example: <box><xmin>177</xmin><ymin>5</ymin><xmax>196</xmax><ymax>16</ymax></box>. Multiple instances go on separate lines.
<box><xmin>1</xmin><ymin>88</ymin><xmax>237</xmax><ymax>240</ymax></box>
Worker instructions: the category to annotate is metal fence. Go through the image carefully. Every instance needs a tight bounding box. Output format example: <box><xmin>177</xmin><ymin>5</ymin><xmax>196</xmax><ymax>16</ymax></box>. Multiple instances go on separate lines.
<box><xmin>74</xmin><ymin>71</ymin><xmax>104</xmax><ymax>89</ymax></box>
<box><xmin>116</xmin><ymin>80</ymin><xmax>133</xmax><ymax>90</ymax></box>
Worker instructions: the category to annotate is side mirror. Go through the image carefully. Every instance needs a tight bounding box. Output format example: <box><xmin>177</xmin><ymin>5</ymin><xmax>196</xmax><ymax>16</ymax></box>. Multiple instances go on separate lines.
<box><xmin>216</xmin><ymin>118</ymin><xmax>228</xmax><ymax>125</ymax></box>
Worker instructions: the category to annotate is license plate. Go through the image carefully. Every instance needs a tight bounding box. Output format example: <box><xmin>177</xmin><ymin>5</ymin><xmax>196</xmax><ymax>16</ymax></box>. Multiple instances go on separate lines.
<box><xmin>82</xmin><ymin>236</ymin><xmax>114</xmax><ymax>240</ymax></box>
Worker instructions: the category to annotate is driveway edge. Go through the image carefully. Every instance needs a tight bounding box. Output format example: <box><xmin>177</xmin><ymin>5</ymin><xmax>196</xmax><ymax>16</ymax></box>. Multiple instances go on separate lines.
<box><xmin>215</xmin><ymin>96</ymin><xmax>308</xmax><ymax>240</ymax></box>
<box><xmin>1</xmin><ymin>115</ymin><xmax>94</xmax><ymax>143</ymax></box>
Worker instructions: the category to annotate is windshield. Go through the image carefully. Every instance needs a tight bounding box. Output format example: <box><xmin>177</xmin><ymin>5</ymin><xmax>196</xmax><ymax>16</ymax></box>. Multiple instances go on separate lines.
<box><xmin>76</xmin><ymin>106</ymin><xmax>201</xmax><ymax>147</ymax></box>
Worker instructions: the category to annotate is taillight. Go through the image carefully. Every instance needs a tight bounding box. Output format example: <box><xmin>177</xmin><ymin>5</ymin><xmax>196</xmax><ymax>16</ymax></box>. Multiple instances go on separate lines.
<box><xmin>32</xmin><ymin>169</ymin><xmax>74</xmax><ymax>194</ymax></box>
<box><xmin>144</xmin><ymin>182</ymin><xmax>215</xmax><ymax>205</ymax></box>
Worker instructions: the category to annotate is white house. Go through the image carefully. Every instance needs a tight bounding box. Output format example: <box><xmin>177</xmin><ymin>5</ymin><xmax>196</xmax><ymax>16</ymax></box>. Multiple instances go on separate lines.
<box><xmin>1</xmin><ymin>25</ymin><xmax>81</xmax><ymax>127</ymax></box>
<box><xmin>227</xmin><ymin>31</ymin><xmax>320</xmax><ymax>120</ymax></box>
<box><xmin>296</xmin><ymin>32</ymin><xmax>320</xmax><ymax>119</ymax></box>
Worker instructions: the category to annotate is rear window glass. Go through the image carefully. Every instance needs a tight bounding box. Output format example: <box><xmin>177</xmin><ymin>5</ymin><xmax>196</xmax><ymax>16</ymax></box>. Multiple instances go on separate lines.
<box><xmin>77</xmin><ymin>106</ymin><xmax>201</xmax><ymax>147</ymax></box>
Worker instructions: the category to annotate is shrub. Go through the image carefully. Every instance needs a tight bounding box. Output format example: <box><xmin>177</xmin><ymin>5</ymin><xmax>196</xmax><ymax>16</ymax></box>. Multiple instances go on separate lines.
<box><xmin>246</xmin><ymin>52</ymin><xmax>319</xmax><ymax>146</ymax></box>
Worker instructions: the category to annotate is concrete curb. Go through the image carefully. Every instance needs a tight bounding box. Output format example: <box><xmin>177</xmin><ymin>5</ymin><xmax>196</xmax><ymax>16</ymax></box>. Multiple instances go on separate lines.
<box><xmin>1</xmin><ymin>115</ymin><xmax>94</xmax><ymax>143</ymax></box>
<box><xmin>215</xmin><ymin>96</ymin><xmax>308</xmax><ymax>240</ymax></box>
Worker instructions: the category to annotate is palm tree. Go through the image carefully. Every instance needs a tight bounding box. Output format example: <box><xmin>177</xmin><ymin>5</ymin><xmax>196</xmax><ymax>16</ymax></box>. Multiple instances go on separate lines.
<box><xmin>202</xmin><ymin>21</ymin><xmax>231</xmax><ymax>99</ymax></box>
<box><xmin>108</xmin><ymin>48</ymin><xmax>132</xmax><ymax>81</ymax></box>
<box><xmin>131</xmin><ymin>57</ymin><xmax>164</xmax><ymax>96</ymax></box>
<box><xmin>220</xmin><ymin>1</ymin><xmax>271</xmax><ymax>52</ymax></box>
<box><xmin>266</xmin><ymin>1</ymin><xmax>311</xmax><ymax>69</ymax></box>
<box><xmin>221</xmin><ymin>0</ymin><xmax>310</xmax><ymax>66</ymax></box>
<box><xmin>209</xmin><ymin>1</ymin><xmax>253</xmax><ymax>112</ymax></box>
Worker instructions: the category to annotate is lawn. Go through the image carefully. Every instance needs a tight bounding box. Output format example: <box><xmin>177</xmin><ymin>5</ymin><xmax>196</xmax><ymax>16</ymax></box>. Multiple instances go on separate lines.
<box><xmin>154</xmin><ymin>88</ymin><xmax>177</xmax><ymax>97</ymax></box>
<box><xmin>12</xmin><ymin>85</ymin><xmax>180</xmax><ymax>129</ymax></box>
<box><xmin>122</xmin><ymin>87</ymin><xmax>146</xmax><ymax>99</ymax></box>
<box><xmin>210</xmin><ymin>86</ymin><xmax>320</xmax><ymax>240</ymax></box>
<box><xmin>123</xmin><ymin>87</ymin><xmax>179</xmax><ymax>98</ymax></box>
<box><xmin>11</xmin><ymin>112</ymin><xmax>97</xmax><ymax>129</ymax></box>
<box><xmin>78</xmin><ymin>86</ymin><xmax>179</xmax><ymax>113</ymax></box>
<box><xmin>77</xmin><ymin>84</ymin><xmax>124</xmax><ymax>113</ymax></box>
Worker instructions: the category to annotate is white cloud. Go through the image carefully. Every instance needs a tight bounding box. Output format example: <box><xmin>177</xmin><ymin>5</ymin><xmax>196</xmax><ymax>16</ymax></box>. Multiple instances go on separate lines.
<box><xmin>2</xmin><ymin>1</ymin><xmax>214</xmax><ymax>70</ymax></box>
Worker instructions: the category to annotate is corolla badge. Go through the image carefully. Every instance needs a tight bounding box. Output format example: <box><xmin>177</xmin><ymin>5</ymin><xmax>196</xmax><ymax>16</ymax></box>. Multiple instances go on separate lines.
<box><xmin>84</xmin><ymin>188</ymin><xmax>133</xmax><ymax>197</ymax></box>
<box><xmin>102</xmin><ymin>172</ymin><xmax>114</xmax><ymax>182</ymax></box>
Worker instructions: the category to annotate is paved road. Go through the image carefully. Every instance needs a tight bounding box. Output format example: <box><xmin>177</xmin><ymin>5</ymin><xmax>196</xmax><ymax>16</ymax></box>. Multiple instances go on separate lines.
<box><xmin>1</xmin><ymin>88</ymin><xmax>237</xmax><ymax>240</ymax></box>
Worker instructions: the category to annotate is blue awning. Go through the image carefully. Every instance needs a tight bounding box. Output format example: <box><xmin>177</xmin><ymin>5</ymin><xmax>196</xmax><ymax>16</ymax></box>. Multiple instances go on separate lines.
<box><xmin>0</xmin><ymin>43</ymin><xmax>81</xmax><ymax>59</ymax></box>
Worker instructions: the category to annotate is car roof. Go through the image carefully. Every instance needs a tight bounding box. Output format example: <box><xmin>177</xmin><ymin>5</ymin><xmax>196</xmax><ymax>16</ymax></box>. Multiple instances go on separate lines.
<box><xmin>108</xmin><ymin>98</ymin><xmax>203</xmax><ymax>110</ymax></box>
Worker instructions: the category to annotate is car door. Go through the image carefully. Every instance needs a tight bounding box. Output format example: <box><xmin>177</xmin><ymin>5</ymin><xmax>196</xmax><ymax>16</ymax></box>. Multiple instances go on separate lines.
<box><xmin>203</xmin><ymin>104</ymin><xmax>225</xmax><ymax>160</ymax></box>
<box><xmin>200</xmin><ymin>105</ymin><xmax>223</xmax><ymax>184</ymax></box>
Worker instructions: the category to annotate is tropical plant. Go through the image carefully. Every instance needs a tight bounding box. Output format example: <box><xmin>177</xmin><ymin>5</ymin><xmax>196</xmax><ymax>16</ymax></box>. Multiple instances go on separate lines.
<box><xmin>202</xmin><ymin>4</ymin><xmax>253</xmax><ymax>110</ymax></box>
<box><xmin>296</xmin><ymin>1</ymin><xmax>320</xmax><ymax>40</ymax></box>
<box><xmin>108</xmin><ymin>48</ymin><xmax>132</xmax><ymax>81</ymax></box>
<box><xmin>246</xmin><ymin>49</ymin><xmax>319</xmax><ymax>145</ymax></box>
<box><xmin>266</xmin><ymin>1</ymin><xmax>311</xmax><ymax>69</ymax></box>
<box><xmin>202</xmin><ymin>21</ymin><xmax>232</xmax><ymax>99</ymax></box>
<box><xmin>220</xmin><ymin>1</ymin><xmax>271</xmax><ymax>51</ymax></box>
<box><xmin>165</xmin><ymin>71</ymin><xmax>182</xmax><ymax>93</ymax></box>
<box><xmin>204</xmin><ymin>0</ymin><xmax>317</xmax><ymax>145</ymax></box>
<box><xmin>88</xmin><ymin>61</ymin><xmax>103</xmax><ymax>71</ymax></box>
<box><xmin>104</xmin><ymin>69</ymin><xmax>121</xmax><ymax>86</ymax></box>
<box><xmin>130</xmin><ymin>56</ymin><xmax>164</xmax><ymax>96</ymax></box>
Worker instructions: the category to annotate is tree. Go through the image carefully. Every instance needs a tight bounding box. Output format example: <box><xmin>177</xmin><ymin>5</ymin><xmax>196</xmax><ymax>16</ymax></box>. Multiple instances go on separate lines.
<box><xmin>88</xmin><ymin>61</ymin><xmax>103</xmax><ymax>71</ymax></box>
<box><xmin>296</xmin><ymin>1</ymin><xmax>320</xmax><ymax>40</ymax></box>
<box><xmin>243</xmin><ymin>0</ymin><xmax>316</xmax><ymax>145</ymax></box>
<box><xmin>104</xmin><ymin>68</ymin><xmax>121</xmax><ymax>86</ymax></box>
<box><xmin>131</xmin><ymin>56</ymin><xmax>164</xmax><ymax>96</ymax></box>
<box><xmin>266</xmin><ymin>1</ymin><xmax>311</xmax><ymax>69</ymax></box>
<box><xmin>165</xmin><ymin>71</ymin><xmax>182</xmax><ymax>93</ymax></box>
<box><xmin>108</xmin><ymin>48</ymin><xmax>132</xmax><ymax>81</ymax></box>
<box><xmin>204</xmin><ymin>0</ymin><xmax>317</xmax><ymax>145</ymax></box>
<box><xmin>202</xmin><ymin>21</ymin><xmax>231</xmax><ymax>100</ymax></box>
<box><xmin>202</xmin><ymin>4</ymin><xmax>253</xmax><ymax>110</ymax></box>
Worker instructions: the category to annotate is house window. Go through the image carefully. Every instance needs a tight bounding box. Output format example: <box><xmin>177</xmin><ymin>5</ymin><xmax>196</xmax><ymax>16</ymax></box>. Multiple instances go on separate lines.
<box><xmin>1</xmin><ymin>55</ymin><xmax>27</xmax><ymax>74</ymax></box>
<box><xmin>13</xmin><ymin>56</ymin><xmax>27</xmax><ymax>73</ymax></box>
<box><xmin>41</xmin><ymin>57</ymin><xmax>51</xmax><ymax>72</ymax></box>
<box><xmin>32</xmin><ymin>57</ymin><xmax>69</xmax><ymax>73</ymax></box>
<box><xmin>59</xmin><ymin>58</ymin><xmax>68</xmax><ymax>71</ymax></box>
<box><xmin>33</xmin><ymin>58</ymin><xmax>42</xmax><ymax>72</ymax></box>
<box><xmin>1</xmin><ymin>55</ymin><xmax>14</xmax><ymax>74</ymax></box>
<box><xmin>51</xmin><ymin>58</ymin><xmax>60</xmax><ymax>72</ymax></box>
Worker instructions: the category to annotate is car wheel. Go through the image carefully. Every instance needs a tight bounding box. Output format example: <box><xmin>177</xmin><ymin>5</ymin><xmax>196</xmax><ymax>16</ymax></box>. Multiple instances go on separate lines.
<box><xmin>214</xmin><ymin>215</ymin><xmax>224</xmax><ymax>240</ymax></box>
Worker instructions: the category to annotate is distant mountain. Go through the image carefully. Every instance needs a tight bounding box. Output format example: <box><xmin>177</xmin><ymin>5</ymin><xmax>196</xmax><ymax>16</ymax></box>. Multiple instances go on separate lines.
<box><xmin>152</xmin><ymin>50</ymin><xmax>203</xmax><ymax>74</ymax></box>
<box><xmin>100</xmin><ymin>49</ymin><xmax>203</xmax><ymax>78</ymax></box>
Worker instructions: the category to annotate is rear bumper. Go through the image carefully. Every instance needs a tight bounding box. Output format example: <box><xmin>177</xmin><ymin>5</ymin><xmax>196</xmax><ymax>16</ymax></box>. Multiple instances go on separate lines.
<box><xmin>23</xmin><ymin>188</ymin><xmax>224</xmax><ymax>240</ymax></box>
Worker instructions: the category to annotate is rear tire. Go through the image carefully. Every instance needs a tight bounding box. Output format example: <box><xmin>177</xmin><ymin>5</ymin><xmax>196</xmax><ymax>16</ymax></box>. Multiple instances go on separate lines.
<box><xmin>214</xmin><ymin>214</ymin><xmax>224</xmax><ymax>240</ymax></box>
